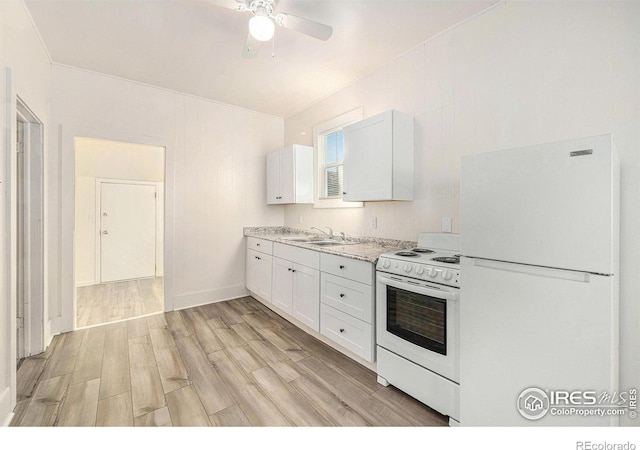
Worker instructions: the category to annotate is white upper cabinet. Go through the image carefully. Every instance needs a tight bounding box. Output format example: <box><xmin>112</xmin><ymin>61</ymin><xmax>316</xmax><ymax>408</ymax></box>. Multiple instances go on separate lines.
<box><xmin>343</xmin><ymin>110</ymin><xmax>414</xmax><ymax>202</ymax></box>
<box><xmin>266</xmin><ymin>144</ymin><xmax>313</xmax><ymax>204</ymax></box>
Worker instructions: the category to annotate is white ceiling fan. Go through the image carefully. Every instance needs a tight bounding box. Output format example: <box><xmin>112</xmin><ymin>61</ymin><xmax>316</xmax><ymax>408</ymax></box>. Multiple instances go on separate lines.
<box><xmin>206</xmin><ymin>0</ymin><xmax>333</xmax><ymax>58</ymax></box>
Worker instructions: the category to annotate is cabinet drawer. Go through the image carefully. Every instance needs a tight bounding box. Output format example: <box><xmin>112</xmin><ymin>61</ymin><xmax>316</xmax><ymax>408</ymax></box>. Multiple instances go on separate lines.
<box><xmin>320</xmin><ymin>273</ymin><xmax>373</xmax><ymax>323</ymax></box>
<box><xmin>247</xmin><ymin>237</ymin><xmax>273</xmax><ymax>254</ymax></box>
<box><xmin>320</xmin><ymin>253</ymin><xmax>373</xmax><ymax>285</ymax></box>
<box><xmin>274</xmin><ymin>242</ymin><xmax>320</xmax><ymax>270</ymax></box>
<box><xmin>320</xmin><ymin>304</ymin><xmax>374</xmax><ymax>362</ymax></box>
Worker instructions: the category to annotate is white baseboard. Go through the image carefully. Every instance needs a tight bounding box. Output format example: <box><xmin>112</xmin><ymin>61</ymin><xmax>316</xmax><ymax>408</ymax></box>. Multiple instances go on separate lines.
<box><xmin>173</xmin><ymin>285</ymin><xmax>248</xmax><ymax>311</ymax></box>
<box><xmin>1</xmin><ymin>412</ymin><xmax>14</xmax><ymax>428</ymax></box>
<box><xmin>0</xmin><ymin>387</ymin><xmax>13</xmax><ymax>427</ymax></box>
<box><xmin>75</xmin><ymin>280</ymin><xmax>96</xmax><ymax>288</ymax></box>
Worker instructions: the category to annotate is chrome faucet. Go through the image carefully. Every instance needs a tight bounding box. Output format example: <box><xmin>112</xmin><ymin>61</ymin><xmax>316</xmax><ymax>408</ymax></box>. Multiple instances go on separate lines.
<box><xmin>311</xmin><ymin>226</ymin><xmax>333</xmax><ymax>239</ymax></box>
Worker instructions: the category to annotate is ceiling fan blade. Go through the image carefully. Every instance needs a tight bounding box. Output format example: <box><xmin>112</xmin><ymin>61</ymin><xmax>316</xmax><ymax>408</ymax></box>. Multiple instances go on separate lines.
<box><xmin>275</xmin><ymin>13</ymin><xmax>333</xmax><ymax>41</ymax></box>
<box><xmin>242</xmin><ymin>32</ymin><xmax>260</xmax><ymax>58</ymax></box>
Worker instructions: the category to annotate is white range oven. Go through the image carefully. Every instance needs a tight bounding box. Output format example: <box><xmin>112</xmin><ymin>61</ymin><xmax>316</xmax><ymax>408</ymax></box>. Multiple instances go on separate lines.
<box><xmin>376</xmin><ymin>232</ymin><xmax>461</xmax><ymax>425</ymax></box>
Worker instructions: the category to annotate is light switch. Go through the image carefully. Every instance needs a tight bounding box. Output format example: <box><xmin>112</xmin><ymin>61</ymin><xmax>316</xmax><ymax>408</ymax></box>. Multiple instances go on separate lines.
<box><xmin>442</xmin><ymin>217</ymin><xmax>452</xmax><ymax>233</ymax></box>
<box><xmin>371</xmin><ymin>217</ymin><xmax>377</xmax><ymax>229</ymax></box>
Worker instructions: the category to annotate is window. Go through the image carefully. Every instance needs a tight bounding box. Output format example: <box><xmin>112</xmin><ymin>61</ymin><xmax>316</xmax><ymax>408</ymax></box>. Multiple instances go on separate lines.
<box><xmin>312</xmin><ymin>108</ymin><xmax>363</xmax><ymax>209</ymax></box>
<box><xmin>320</xmin><ymin>129</ymin><xmax>344</xmax><ymax>198</ymax></box>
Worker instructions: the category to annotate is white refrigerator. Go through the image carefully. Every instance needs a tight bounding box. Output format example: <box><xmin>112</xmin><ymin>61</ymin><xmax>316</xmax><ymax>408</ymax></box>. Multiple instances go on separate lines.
<box><xmin>459</xmin><ymin>134</ymin><xmax>620</xmax><ymax>426</ymax></box>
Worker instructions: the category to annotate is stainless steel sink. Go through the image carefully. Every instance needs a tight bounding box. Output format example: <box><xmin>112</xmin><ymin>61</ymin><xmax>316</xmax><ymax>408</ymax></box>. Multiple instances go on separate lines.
<box><xmin>307</xmin><ymin>240</ymin><xmax>353</xmax><ymax>246</ymax></box>
<box><xmin>280</xmin><ymin>236</ymin><xmax>355</xmax><ymax>246</ymax></box>
<box><xmin>280</xmin><ymin>236</ymin><xmax>323</xmax><ymax>242</ymax></box>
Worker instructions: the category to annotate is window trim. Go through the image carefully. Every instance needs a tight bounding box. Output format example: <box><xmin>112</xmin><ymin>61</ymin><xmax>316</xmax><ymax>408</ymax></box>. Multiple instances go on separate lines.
<box><xmin>313</xmin><ymin>108</ymin><xmax>364</xmax><ymax>209</ymax></box>
<box><xmin>319</xmin><ymin>127</ymin><xmax>344</xmax><ymax>199</ymax></box>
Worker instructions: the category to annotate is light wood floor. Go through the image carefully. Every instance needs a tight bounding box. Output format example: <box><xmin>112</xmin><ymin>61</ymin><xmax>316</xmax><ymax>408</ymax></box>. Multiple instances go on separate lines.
<box><xmin>11</xmin><ymin>296</ymin><xmax>448</xmax><ymax>427</ymax></box>
<box><xmin>76</xmin><ymin>277</ymin><xmax>164</xmax><ymax>328</ymax></box>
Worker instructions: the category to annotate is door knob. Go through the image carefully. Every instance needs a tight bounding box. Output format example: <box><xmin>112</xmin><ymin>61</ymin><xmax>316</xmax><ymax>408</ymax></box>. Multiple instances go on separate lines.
<box><xmin>102</xmin><ymin>230</ymin><xmax>109</xmax><ymax>235</ymax></box>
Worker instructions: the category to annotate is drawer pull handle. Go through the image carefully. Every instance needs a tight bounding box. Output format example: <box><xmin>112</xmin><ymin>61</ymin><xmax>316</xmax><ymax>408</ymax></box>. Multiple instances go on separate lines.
<box><xmin>255</xmin><ymin>256</ymin><xmax>261</xmax><ymax>260</ymax></box>
<box><xmin>339</xmin><ymin>265</ymin><xmax>345</xmax><ymax>269</ymax></box>
<box><xmin>339</xmin><ymin>293</ymin><xmax>345</xmax><ymax>298</ymax></box>
<box><xmin>256</xmin><ymin>243</ymin><xmax>260</xmax><ymax>246</ymax></box>
<box><xmin>339</xmin><ymin>328</ymin><xmax>345</xmax><ymax>333</ymax></box>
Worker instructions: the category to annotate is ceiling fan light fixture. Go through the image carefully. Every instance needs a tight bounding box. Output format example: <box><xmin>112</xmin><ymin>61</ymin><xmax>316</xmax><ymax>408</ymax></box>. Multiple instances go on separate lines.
<box><xmin>249</xmin><ymin>14</ymin><xmax>275</xmax><ymax>41</ymax></box>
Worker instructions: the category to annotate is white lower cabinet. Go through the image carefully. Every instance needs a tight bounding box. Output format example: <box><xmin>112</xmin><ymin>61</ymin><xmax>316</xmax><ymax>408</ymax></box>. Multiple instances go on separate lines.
<box><xmin>246</xmin><ymin>245</ymin><xmax>272</xmax><ymax>302</ymax></box>
<box><xmin>292</xmin><ymin>264</ymin><xmax>320</xmax><ymax>331</ymax></box>
<box><xmin>246</xmin><ymin>239</ymin><xmax>375</xmax><ymax>364</ymax></box>
<box><xmin>272</xmin><ymin>255</ymin><xmax>321</xmax><ymax>329</ymax></box>
<box><xmin>271</xmin><ymin>243</ymin><xmax>321</xmax><ymax>332</ymax></box>
<box><xmin>320</xmin><ymin>273</ymin><xmax>373</xmax><ymax>322</ymax></box>
<box><xmin>271</xmin><ymin>257</ymin><xmax>294</xmax><ymax>313</ymax></box>
<box><xmin>320</xmin><ymin>304</ymin><xmax>373</xmax><ymax>362</ymax></box>
<box><xmin>320</xmin><ymin>254</ymin><xmax>375</xmax><ymax>362</ymax></box>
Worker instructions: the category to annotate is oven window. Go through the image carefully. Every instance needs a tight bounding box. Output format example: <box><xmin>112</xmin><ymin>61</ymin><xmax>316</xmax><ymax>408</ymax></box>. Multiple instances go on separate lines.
<box><xmin>387</xmin><ymin>285</ymin><xmax>447</xmax><ymax>355</ymax></box>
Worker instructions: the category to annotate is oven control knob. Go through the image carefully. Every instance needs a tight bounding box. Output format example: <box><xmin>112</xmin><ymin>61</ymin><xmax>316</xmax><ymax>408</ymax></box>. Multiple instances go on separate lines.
<box><xmin>430</xmin><ymin>268</ymin><xmax>439</xmax><ymax>278</ymax></box>
<box><xmin>415</xmin><ymin>266</ymin><xmax>425</xmax><ymax>276</ymax></box>
<box><xmin>443</xmin><ymin>270</ymin><xmax>452</xmax><ymax>281</ymax></box>
<box><xmin>382</xmin><ymin>259</ymin><xmax>391</xmax><ymax>269</ymax></box>
<box><xmin>403</xmin><ymin>264</ymin><xmax>412</xmax><ymax>273</ymax></box>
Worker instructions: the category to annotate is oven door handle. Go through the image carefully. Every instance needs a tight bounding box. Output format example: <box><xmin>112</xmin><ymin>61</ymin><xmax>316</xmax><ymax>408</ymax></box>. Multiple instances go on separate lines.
<box><xmin>378</xmin><ymin>275</ymin><xmax>460</xmax><ymax>301</ymax></box>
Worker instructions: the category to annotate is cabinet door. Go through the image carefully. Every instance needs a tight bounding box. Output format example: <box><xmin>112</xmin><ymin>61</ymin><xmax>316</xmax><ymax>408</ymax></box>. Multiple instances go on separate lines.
<box><xmin>271</xmin><ymin>257</ymin><xmax>293</xmax><ymax>314</ymax></box>
<box><xmin>266</xmin><ymin>151</ymin><xmax>281</xmax><ymax>204</ymax></box>
<box><xmin>292</xmin><ymin>264</ymin><xmax>320</xmax><ymax>332</ymax></box>
<box><xmin>256</xmin><ymin>253</ymin><xmax>272</xmax><ymax>302</ymax></box>
<box><xmin>343</xmin><ymin>111</ymin><xmax>393</xmax><ymax>201</ymax></box>
<box><xmin>279</xmin><ymin>147</ymin><xmax>295</xmax><ymax>204</ymax></box>
<box><xmin>246</xmin><ymin>249</ymin><xmax>261</xmax><ymax>294</ymax></box>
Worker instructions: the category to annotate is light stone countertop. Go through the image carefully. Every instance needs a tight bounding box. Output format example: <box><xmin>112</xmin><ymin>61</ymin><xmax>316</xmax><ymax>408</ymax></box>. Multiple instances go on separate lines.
<box><xmin>243</xmin><ymin>226</ymin><xmax>417</xmax><ymax>264</ymax></box>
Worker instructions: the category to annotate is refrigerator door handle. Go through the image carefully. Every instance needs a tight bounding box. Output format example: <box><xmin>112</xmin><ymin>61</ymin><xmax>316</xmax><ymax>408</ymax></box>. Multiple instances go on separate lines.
<box><xmin>471</xmin><ymin>258</ymin><xmax>594</xmax><ymax>283</ymax></box>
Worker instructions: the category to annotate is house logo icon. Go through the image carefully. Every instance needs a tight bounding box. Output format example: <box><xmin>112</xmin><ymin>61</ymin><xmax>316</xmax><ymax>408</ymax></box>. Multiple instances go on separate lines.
<box><xmin>525</xmin><ymin>395</ymin><xmax>544</xmax><ymax>411</ymax></box>
<box><xmin>517</xmin><ymin>387</ymin><xmax>550</xmax><ymax>420</ymax></box>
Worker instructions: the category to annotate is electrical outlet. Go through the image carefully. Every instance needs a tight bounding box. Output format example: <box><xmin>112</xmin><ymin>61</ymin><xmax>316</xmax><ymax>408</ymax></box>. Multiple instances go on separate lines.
<box><xmin>442</xmin><ymin>217</ymin><xmax>452</xmax><ymax>233</ymax></box>
<box><xmin>371</xmin><ymin>217</ymin><xmax>377</xmax><ymax>229</ymax></box>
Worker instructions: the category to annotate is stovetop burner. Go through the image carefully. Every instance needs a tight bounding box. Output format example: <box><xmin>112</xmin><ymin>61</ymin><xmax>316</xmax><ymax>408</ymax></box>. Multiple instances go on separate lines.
<box><xmin>412</xmin><ymin>248</ymin><xmax>435</xmax><ymax>254</ymax></box>
<box><xmin>431</xmin><ymin>256</ymin><xmax>460</xmax><ymax>264</ymax></box>
<box><xmin>395</xmin><ymin>251</ymin><xmax>420</xmax><ymax>257</ymax></box>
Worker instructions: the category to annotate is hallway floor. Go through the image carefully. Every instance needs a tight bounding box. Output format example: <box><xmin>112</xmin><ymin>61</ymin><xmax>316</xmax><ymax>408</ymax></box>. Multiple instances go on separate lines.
<box><xmin>11</xmin><ymin>296</ymin><xmax>447</xmax><ymax>427</ymax></box>
<box><xmin>76</xmin><ymin>277</ymin><xmax>163</xmax><ymax>328</ymax></box>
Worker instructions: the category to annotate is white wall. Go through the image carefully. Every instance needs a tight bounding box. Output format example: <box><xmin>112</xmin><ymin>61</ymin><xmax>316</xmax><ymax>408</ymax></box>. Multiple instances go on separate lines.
<box><xmin>284</xmin><ymin>0</ymin><xmax>640</xmax><ymax>426</ymax></box>
<box><xmin>0</xmin><ymin>0</ymin><xmax>51</xmax><ymax>426</ymax></box>
<box><xmin>51</xmin><ymin>64</ymin><xmax>284</xmax><ymax>331</ymax></box>
<box><xmin>75</xmin><ymin>137</ymin><xmax>165</xmax><ymax>286</ymax></box>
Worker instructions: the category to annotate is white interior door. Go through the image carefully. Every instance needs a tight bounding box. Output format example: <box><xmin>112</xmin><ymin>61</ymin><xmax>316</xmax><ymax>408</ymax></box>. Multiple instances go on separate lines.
<box><xmin>100</xmin><ymin>182</ymin><xmax>157</xmax><ymax>283</ymax></box>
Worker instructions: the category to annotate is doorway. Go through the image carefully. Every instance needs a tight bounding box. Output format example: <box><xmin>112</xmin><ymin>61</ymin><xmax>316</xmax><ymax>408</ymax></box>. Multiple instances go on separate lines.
<box><xmin>15</xmin><ymin>98</ymin><xmax>45</xmax><ymax>363</ymax></box>
<box><xmin>74</xmin><ymin>138</ymin><xmax>165</xmax><ymax>328</ymax></box>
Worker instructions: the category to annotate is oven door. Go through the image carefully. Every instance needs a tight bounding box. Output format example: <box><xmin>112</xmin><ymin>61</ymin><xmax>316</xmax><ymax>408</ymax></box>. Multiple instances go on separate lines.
<box><xmin>376</xmin><ymin>272</ymin><xmax>459</xmax><ymax>382</ymax></box>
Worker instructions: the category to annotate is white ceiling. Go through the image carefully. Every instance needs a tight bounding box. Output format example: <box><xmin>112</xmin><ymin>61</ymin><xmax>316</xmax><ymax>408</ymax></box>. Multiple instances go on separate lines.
<box><xmin>24</xmin><ymin>0</ymin><xmax>497</xmax><ymax>118</ymax></box>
